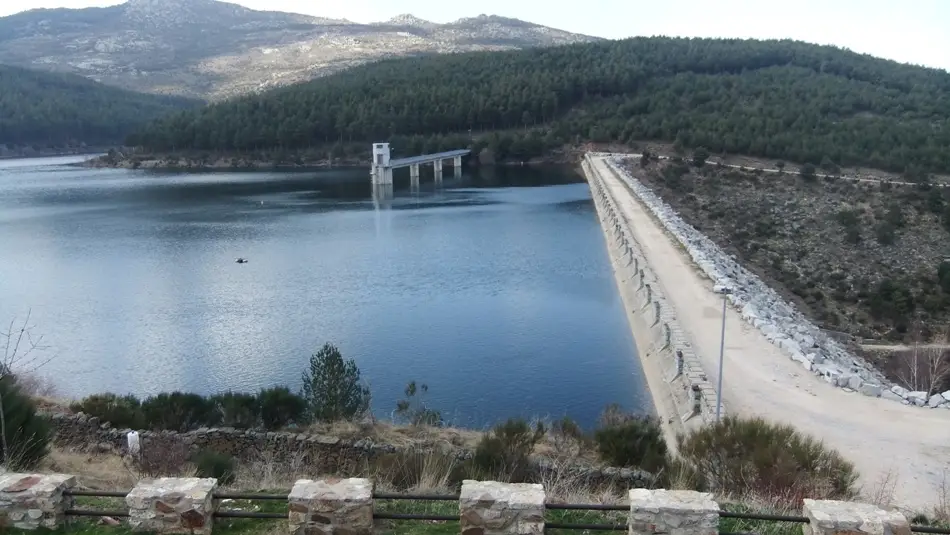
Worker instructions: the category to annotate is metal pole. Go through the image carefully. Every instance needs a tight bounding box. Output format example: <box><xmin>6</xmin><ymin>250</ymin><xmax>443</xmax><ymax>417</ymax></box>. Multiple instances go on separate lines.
<box><xmin>716</xmin><ymin>293</ymin><xmax>726</xmax><ymax>422</ymax></box>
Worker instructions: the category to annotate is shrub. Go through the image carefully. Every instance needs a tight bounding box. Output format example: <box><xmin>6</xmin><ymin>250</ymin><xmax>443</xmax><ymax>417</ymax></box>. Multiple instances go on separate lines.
<box><xmin>473</xmin><ymin>418</ymin><xmax>545</xmax><ymax>482</ymax></box>
<box><xmin>594</xmin><ymin>415</ymin><xmax>667</xmax><ymax>474</ymax></box>
<box><xmin>134</xmin><ymin>440</ymin><xmax>192</xmax><ymax>478</ymax></box>
<box><xmin>259</xmin><ymin>386</ymin><xmax>306</xmax><ymax>430</ymax></box>
<box><xmin>550</xmin><ymin>415</ymin><xmax>585</xmax><ymax>446</ymax></box>
<box><xmin>691</xmin><ymin>147</ymin><xmax>710</xmax><ymax>167</ymax></box>
<box><xmin>141</xmin><ymin>392</ymin><xmax>218</xmax><ymax>432</ymax></box>
<box><xmin>301</xmin><ymin>343</ymin><xmax>371</xmax><ymax>423</ymax></box>
<box><xmin>210</xmin><ymin>391</ymin><xmax>260</xmax><ymax>429</ymax></box>
<box><xmin>71</xmin><ymin>393</ymin><xmax>145</xmax><ymax>429</ymax></box>
<box><xmin>0</xmin><ymin>375</ymin><xmax>51</xmax><ymax>469</ymax></box>
<box><xmin>193</xmin><ymin>450</ymin><xmax>236</xmax><ymax>485</ymax></box>
<box><xmin>676</xmin><ymin>416</ymin><xmax>858</xmax><ymax>505</ymax></box>
<box><xmin>801</xmin><ymin>163</ymin><xmax>817</xmax><ymax>180</ymax></box>
<box><xmin>394</xmin><ymin>381</ymin><xmax>442</xmax><ymax>427</ymax></box>
<box><xmin>875</xmin><ymin>222</ymin><xmax>896</xmax><ymax>245</ymax></box>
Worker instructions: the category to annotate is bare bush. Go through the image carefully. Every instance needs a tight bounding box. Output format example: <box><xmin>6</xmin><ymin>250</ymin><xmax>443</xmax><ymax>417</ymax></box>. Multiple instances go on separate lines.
<box><xmin>125</xmin><ymin>439</ymin><xmax>193</xmax><ymax>479</ymax></box>
<box><xmin>896</xmin><ymin>337</ymin><xmax>950</xmax><ymax>395</ymax></box>
<box><xmin>861</xmin><ymin>467</ymin><xmax>899</xmax><ymax>509</ymax></box>
<box><xmin>14</xmin><ymin>372</ymin><xmax>58</xmax><ymax>399</ymax></box>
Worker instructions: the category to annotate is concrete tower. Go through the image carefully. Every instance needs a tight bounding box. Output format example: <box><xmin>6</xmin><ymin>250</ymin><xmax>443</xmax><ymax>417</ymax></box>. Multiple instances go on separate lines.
<box><xmin>371</xmin><ymin>143</ymin><xmax>393</xmax><ymax>184</ymax></box>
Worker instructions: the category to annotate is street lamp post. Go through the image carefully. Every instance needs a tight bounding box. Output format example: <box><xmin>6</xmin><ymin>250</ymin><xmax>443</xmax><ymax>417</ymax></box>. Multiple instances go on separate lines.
<box><xmin>713</xmin><ymin>284</ymin><xmax>733</xmax><ymax>422</ymax></box>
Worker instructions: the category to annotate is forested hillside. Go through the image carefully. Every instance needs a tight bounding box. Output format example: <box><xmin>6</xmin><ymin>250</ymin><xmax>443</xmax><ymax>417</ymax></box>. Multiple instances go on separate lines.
<box><xmin>0</xmin><ymin>65</ymin><xmax>200</xmax><ymax>148</ymax></box>
<box><xmin>129</xmin><ymin>37</ymin><xmax>950</xmax><ymax>172</ymax></box>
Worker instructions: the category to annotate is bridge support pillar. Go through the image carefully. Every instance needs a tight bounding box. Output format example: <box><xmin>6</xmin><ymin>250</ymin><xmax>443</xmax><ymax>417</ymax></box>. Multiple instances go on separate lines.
<box><xmin>453</xmin><ymin>155</ymin><xmax>462</xmax><ymax>178</ymax></box>
<box><xmin>410</xmin><ymin>164</ymin><xmax>420</xmax><ymax>181</ymax></box>
<box><xmin>433</xmin><ymin>159</ymin><xmax>443</xmax><ymax>182</ymax></box>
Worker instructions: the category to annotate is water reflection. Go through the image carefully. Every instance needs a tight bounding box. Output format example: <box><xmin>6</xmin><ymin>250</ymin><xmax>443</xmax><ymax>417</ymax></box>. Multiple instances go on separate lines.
<box><xmin>372</xmin><ymin>183</ymin><xmax>394</xmax><ymax>210</ymax></box>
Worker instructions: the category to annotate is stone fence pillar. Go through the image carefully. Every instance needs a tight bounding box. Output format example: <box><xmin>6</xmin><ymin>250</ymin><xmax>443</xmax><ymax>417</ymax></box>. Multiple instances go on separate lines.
<box><xmin>629</xmin><ymin>489</ymin><xmax>718</xmax><ymax>535</ymax></box>
<box><xmin>288</xmin><ymin>477</ymin><xmax>373</xmax><ymax>535</ymax></box>
<box><xmin>460</xmin><ymin>480</ymin><xmax>545</xmax><ymax>535</ymax></box>
<box><xmin>126</xmin><ymin>477</ymin><xmax>217</xmax><ymax>534</ymax></box>
<box><xmin>0</xmin><ymin>473</ymin><xmax>75</xmax><ymax>530</ymax></box>
<box><xmin>803</xmin><ymin>499</ymin><xmax>911</xmax><ymax>535</ymax></box>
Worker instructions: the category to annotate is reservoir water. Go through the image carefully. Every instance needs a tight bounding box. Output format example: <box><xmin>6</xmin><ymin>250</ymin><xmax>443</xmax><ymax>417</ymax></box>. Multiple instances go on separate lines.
<box><xmin>0</xmin><ymin>156</ymin><xmax>648</xmax><ymax>428</ymax></box>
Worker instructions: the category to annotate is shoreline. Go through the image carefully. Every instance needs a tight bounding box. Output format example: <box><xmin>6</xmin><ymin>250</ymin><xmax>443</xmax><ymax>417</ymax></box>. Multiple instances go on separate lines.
<box><xmin>587</xmin><ymin>152</ymin><xmax>950</xmax><ymax>509</ymax></box>
<box><xmin>79</xmin><ymin>149</ymin><xmax>580</xmax><ymax>170</ymax></box>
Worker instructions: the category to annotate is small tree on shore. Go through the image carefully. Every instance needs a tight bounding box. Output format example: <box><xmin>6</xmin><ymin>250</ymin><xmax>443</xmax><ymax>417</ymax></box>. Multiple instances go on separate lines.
<box><xmin>301</xmin><ymin>343</ymin><xmax>371</xmax><ymax>423</ymax></box>
<box><xmin>1</xmin><ymin>312</ymin><xmax>53</xmax><ymax>469</ymax></box>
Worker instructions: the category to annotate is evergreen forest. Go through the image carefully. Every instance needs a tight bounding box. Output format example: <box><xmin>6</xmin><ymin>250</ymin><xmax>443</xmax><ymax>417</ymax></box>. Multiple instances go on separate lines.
<box><xmin>0</xmin><ymin>64</ymin><xmax>200</xmax><ymax>148</ymax></box>
<box><xmin>128</xmin><ymin>37</ymin><xmax>950</xmax><ymax>172</ymax></box>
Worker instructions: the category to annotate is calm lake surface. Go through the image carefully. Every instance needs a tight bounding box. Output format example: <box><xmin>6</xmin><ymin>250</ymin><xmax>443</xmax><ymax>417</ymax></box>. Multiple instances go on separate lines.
<box><xmin>0</xmin><ymin>156</ymin><xmax>648</xmax><ymax>428</ymax></box>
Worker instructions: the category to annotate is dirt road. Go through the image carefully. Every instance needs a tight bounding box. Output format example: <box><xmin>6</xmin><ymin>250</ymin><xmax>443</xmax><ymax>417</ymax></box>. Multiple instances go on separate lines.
<box><xmin>590</xmin><ymin>155</ymin><xmax>950</xmax><ymax>511</ymax></box>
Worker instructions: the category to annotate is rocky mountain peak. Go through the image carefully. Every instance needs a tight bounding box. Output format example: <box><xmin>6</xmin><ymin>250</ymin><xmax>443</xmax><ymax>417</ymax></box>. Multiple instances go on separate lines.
<box><xmin>122</xmin><ymin>0</ymin><xmax>248</xmax><ymax>27</ymax></box>
<box><xmin>383</xmin><ymin>14</ymin><xmax>434</xmax><ymax>27</ymax></box>
<box><xmin>0</xmin><ymin>0</ymin><xmax>600</xmax><ymax>100</ymax></box>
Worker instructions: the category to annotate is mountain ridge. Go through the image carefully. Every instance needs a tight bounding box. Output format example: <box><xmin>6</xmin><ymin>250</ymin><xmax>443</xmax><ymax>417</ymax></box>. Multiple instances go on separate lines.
<box><xmin>0</xmin><ymin>0</ymin><xmax>599</xmax><ymax>100</ymax></box>
<box><xmin>0</xmin><ymin>63</ymin><xmax>200</xmax><ymax>149</ymax></box>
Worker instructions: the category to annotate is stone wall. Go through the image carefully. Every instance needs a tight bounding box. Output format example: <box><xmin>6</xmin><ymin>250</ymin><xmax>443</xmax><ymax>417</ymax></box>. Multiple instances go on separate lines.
<box><xmin>582</xmin><ymin>154</ymin><xmax>721</xmax><ymax>435</ymax></box>
<box><xmin>0</xmin><ymin>476</ymin><xmax>919</xmax><ymax>535</ymax></box>
<box><xmin>47</xmin><ymin>413</ymin><xmax>652</xmax><ymax>489</ymax></box>
<box><xmin>594</xmin><ymin>153</ymin><xmax>950</xmax><ymax>409</ymax></box>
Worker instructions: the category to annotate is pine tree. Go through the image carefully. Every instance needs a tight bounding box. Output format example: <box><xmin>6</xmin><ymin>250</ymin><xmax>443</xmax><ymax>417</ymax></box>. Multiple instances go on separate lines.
<box><xmin>300</xmin><ymin>343</ymin><xmax>371</xmax><ymax>423</ymax></box>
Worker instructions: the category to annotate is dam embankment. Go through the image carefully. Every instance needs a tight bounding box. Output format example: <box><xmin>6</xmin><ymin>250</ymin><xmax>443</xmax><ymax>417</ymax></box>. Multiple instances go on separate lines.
<box><xmin>582</xmin><ymin>154</ymin><xmax>720</xmax><ymax>449</ymax></box>
<box><xmin>583</xmin><ymin>152</ymin><xmax>950</xmax><ymax>509</ymax></box>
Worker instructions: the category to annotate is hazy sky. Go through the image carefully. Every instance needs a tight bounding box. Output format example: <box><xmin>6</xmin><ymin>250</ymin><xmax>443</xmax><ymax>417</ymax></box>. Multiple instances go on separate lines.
<box><xmin>4</xmin><ymin>0</ymin><xmax>949</xmax><ymax>71</ymax></box>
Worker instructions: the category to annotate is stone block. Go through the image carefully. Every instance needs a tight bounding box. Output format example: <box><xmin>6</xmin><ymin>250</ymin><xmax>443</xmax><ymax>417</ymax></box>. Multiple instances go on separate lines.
<box><xmin>0</xmin><ymin>473</ymin><xmax>75</xmax><ymax>530</ymax></box>
<box><xmin>859</xmin><ymin>383</ymin><xmax>882</xmax><ymax>397</ymax></box>
<box><xmin>803</xmin><ymin>499</ymin><xmax>910</xmax><ymax>535</ymax></box>
<box><xmin>880</xmin><ymin>390</ymin><xmax>904</xmax><ymax>402</ymax></box>
<box><xmin>890</xmin><ymin>385</ymin><xmax>909</xmax><ymax>398</ymax></box>
<box><xmin>847</xmin><ymin>375</ymin><xmax>863</xmax><ymax>390</ymax></box>
<box><xmin>460</xmin><ymin>480</ymin><xmax>545</xmax><ymax>535</ymax></box>
<box><xmin>906</xmin><ymin>391</ymin><xmax>927</xmax><ymax>406</ymax></box>
<box><xmin>288</xmin><ymin>477</ymin><xmax>373</xmax><ymax>535</ymax></box>
<box><xmin>126</xmin><ymin>477</ymin><xmax>217</xmax><ymax>534</ymax></box>
<box><xmin>928</xmin><ymin>394</ymin><xmax>946</xmax><ymax>408</ymax></box>
<box><xmin>628</xmin><ymin>489</ymin><xmax>718</xmax><ymax>535</ymax></box>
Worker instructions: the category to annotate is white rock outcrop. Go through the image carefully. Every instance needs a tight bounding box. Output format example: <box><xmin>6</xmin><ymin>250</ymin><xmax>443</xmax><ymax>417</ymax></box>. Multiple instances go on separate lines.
<box><xmin>602</xmin><ymin>155</ymin><xmax>947</xmax><ymax>409</ymax></box>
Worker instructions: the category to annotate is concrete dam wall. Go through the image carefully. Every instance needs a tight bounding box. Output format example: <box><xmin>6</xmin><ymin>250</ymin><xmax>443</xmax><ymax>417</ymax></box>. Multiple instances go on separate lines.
<box><xmin>581</xmin><ymin>153</ymin><xmax>720</xmax><ymax>444</ymax></box>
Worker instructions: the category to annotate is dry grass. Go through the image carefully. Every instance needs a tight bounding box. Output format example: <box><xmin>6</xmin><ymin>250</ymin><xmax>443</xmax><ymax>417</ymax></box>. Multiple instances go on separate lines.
<box><xmin>931</xmin><ymin>471</ymin><xmax>950</xmax><ymax>525</ymax></box>
<box><xmin>307</xmin><ymin>420</ymin><xmax>483</xmax><ymax>451</ymax></box>
<box><xmin>231</xmin><ymin>450</ymin><xmax>310</xmax><ymax>491</ymax></box>
<box><xmin>40</xmin><ymin>449</ymin><xmax>139</xmax><ymax>490</ymax></box>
